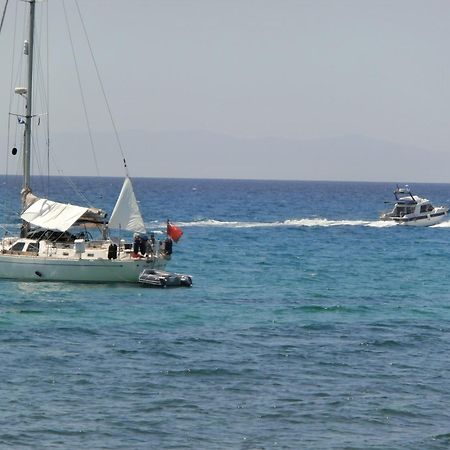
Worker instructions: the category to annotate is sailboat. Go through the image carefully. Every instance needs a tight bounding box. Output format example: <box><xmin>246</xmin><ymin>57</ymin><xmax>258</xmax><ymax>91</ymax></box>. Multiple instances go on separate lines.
<box><xmin>0</xmin><ymin>0</ymin><xmax>175</xmax><ymax>282</ymax></box>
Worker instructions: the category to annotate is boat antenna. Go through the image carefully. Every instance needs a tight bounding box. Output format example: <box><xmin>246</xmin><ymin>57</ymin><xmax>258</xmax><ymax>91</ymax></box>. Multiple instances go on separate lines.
<box><xmin>394</xmin><ymin>184</ymin><xmax>399</xmax><ymax>200</ymax></box>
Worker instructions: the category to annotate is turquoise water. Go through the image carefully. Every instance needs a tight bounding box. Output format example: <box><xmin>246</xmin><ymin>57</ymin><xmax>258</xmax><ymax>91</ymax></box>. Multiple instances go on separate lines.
<box><xmin>1</xmin><ymin>178</ymin><xmax>450</xmax><ymax>449</ymax></box>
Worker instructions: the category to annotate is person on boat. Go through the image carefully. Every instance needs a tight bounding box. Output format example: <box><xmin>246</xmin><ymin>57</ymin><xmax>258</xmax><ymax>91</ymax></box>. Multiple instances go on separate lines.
<box><xmin>132</xmin><ymin>233</ymin><xmax>149</xmax><ymax>257</ymax></box>
<box><xmin>146</xmin><ymin>233</ymin><xmax>156</xmax><ymax>255</ymax></box>
<box><xmin>133</xmin><ymin>233</ymin><xmax>142</xmax><ymax>256</ymax></box>
<box><xmin>164</xmin><ymin>237</ymin><xmax>173</xmax><ymax>256</ymax></box>
<box><xmin>139</xmin><ymin>234</ymin><xmax>148</xmax><ymax>255</ymax></box>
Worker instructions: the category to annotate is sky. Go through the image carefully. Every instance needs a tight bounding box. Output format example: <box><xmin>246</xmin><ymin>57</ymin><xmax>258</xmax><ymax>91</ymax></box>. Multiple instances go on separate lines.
<box><xmin>1</xmin><ymin>0</ymin><xmax>450</xmax><ymax>181</ymax></box>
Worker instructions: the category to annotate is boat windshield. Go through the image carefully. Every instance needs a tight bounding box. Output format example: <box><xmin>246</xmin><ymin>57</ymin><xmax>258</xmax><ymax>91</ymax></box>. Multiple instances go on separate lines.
<box><xmin>420</xmin><ymin>204</ymin><xmax>434</xmax><ymax>213</ymax></box>
<box><xmin>394</xmin><ymin>205</ymin><xmax>415</xmax><ymax>216</ymax></box>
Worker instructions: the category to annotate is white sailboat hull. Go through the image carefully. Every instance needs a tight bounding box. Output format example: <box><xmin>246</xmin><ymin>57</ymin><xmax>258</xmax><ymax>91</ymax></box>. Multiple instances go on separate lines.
<box><xmin>0</xmin><ymin>254</ymin><xmax>167</xmax><ymax>283</ymax></box>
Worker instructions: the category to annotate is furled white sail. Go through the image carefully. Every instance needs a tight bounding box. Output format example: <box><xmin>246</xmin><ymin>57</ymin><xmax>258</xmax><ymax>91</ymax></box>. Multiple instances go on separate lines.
<box><xmin>21</xmin><ymin>198</ymin><xmax>88</xmax><ymax>232</ymax></box>
<box><xmin>108</xmin><ymin>177</ymin><xmax>146</xmax><ymax>233</ymax></box>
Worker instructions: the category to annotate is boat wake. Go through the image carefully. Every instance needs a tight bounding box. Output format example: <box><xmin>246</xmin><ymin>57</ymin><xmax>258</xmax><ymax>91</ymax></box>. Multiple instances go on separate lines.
<box><xmin>430</xmin><ymin>221</ymin><xmax>450</xmax><ymax>228</ymax></box>
<box><xmin>171</xmin><ymin>218</ymin><xmax>399</xmax><ymax>229</ymax></box>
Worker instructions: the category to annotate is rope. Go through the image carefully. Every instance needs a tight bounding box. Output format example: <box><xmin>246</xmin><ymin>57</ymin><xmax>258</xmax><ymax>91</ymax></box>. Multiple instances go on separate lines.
<box><xmin>62</xmin><ymin>0</ymin><xmax>100</xmax><ymax>177</ymax></box>
<box><xmin>0</xmin><ymin>0</ymin><xmax>8</xmax><ymax>36</ymax></box>
<box><xmin>3</xmin><ymin>0</ymin><xmax>18</xmax><ymax>233</ymax></box>
<box><xmin>74</xmin><ymin>0</ymin><xmax>130</xmax><ymax>177</ymax></box>
<box><xmin>32</xmin><ymin>3</ymin><xmax>47</xmax><ymax>193</ymax></box>
<box><xmin>46</xmin><ymin>0</ymin><xmax>49</xmax><ymax>197</ymax></box>
<box><xmin>48</xmin><ymin>149</ymin><xmax>98</xmax><ymax>207</ymax></box>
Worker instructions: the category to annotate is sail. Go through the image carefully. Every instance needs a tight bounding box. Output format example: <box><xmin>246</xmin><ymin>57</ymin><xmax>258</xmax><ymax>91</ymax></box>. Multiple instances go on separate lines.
<box><xmin>108</xmin><ymin>177</ymin><xmax>146</xmax><ymax>234</ymax></box>
<box><xmin>21</xmin><ymin>198</ymin><xmax>89</xmax><ymax>232</ymax></box>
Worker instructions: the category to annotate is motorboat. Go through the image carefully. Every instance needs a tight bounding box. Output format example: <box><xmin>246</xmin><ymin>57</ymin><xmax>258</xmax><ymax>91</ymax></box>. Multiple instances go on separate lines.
<box><xmin>380</xmin><ymin>185</ymin><xmax>448</xmax><ymax>226</ymax></box>
<box><xmin>139</xmin><ymin>269</ymin><xmax>192</xmax><ymax>288</ymax></box>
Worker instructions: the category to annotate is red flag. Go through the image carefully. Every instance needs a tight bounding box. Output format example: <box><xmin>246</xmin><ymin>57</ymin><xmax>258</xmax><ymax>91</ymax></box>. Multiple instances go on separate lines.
<box><xmin>167</xmin><ymin>221</ymin><xmax>183</xmax><ymax>242</ymax></box>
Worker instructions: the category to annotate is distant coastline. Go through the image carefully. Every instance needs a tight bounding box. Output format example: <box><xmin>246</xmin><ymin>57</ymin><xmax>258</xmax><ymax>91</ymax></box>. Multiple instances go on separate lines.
<box><xmin>2</xmin><ymin>130</ymin><xmax>448</xmax><ymax>183</ymax></box>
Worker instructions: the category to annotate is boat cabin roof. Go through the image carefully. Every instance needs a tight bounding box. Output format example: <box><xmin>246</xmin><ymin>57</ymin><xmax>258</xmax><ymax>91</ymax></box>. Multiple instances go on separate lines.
<box><xmin>396</xmin><ymin>195</ymin><xmax>429</xmax><ymax>206</ymax></box>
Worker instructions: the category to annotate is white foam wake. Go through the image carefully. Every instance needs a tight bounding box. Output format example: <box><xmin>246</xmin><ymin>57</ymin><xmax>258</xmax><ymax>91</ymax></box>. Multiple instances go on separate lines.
<box><xmin>431</xmin><ymin>220</ymin><xmax>450</xmax><ymax>228</ymax></box>
<box><xmin>175</xmin><ymin>218</ymin><xmax>398</xmax><ymax>229</ymax></box>
<box><xmin>151</xmin><ymin>217</ymin><xmax>450</xmax><ymax>229</ymax></box>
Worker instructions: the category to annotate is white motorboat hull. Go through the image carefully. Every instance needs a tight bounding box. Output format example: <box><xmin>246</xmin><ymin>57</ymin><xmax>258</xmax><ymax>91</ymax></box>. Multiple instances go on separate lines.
<box><xmin>392</xmin><ymin>213</ymin><xmax>447</xmax><ymax>227</ymax></box>
<box><xmin>0</xmin><ymin>254</ymin><xmax>167</xmax><ymax>283</ymax></box>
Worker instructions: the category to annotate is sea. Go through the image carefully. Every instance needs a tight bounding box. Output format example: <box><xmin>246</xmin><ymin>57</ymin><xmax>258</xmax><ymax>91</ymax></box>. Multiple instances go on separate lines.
<box><xmin>1</xmin><ymin>177</ymin><xmax>450</xmax><ymax>449</ymax></box>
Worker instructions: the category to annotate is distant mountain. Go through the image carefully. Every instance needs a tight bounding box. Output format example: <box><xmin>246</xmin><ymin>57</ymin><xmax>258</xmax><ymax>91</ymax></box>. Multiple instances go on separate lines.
<box><xmin>2</xmin><ymin>129</ymin><xmax>448</xmax><ymax>182</ymax></box>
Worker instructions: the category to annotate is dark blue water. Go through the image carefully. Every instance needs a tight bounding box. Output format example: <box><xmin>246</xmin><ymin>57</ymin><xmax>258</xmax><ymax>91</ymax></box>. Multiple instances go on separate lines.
<box><xmin>1</xmin><ymin>178</ymin><xmax>450</xmax><ymax>449</ymax></box>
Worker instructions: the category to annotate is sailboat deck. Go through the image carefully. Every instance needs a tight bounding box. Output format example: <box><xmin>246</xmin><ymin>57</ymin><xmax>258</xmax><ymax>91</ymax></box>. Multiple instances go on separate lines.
<box><xmin>2</xmin><ymin>238</ymin><xmax>163</xmax><ymax>262</ymax></box>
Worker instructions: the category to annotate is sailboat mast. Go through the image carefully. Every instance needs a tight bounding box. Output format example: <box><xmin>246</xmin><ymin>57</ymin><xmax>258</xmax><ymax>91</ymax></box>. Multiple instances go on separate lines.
<box><xmin>21</xmin><ymin>0</ymin><xmax>35</xmax><ymax>235</ymax></box>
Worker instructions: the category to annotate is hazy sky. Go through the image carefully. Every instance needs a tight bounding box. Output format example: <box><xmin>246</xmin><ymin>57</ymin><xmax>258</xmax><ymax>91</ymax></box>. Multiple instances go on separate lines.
<box><xmin>1</xmin><ymin>0</ymin><xmax>450</xmax><ymax>180</ymax></box>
